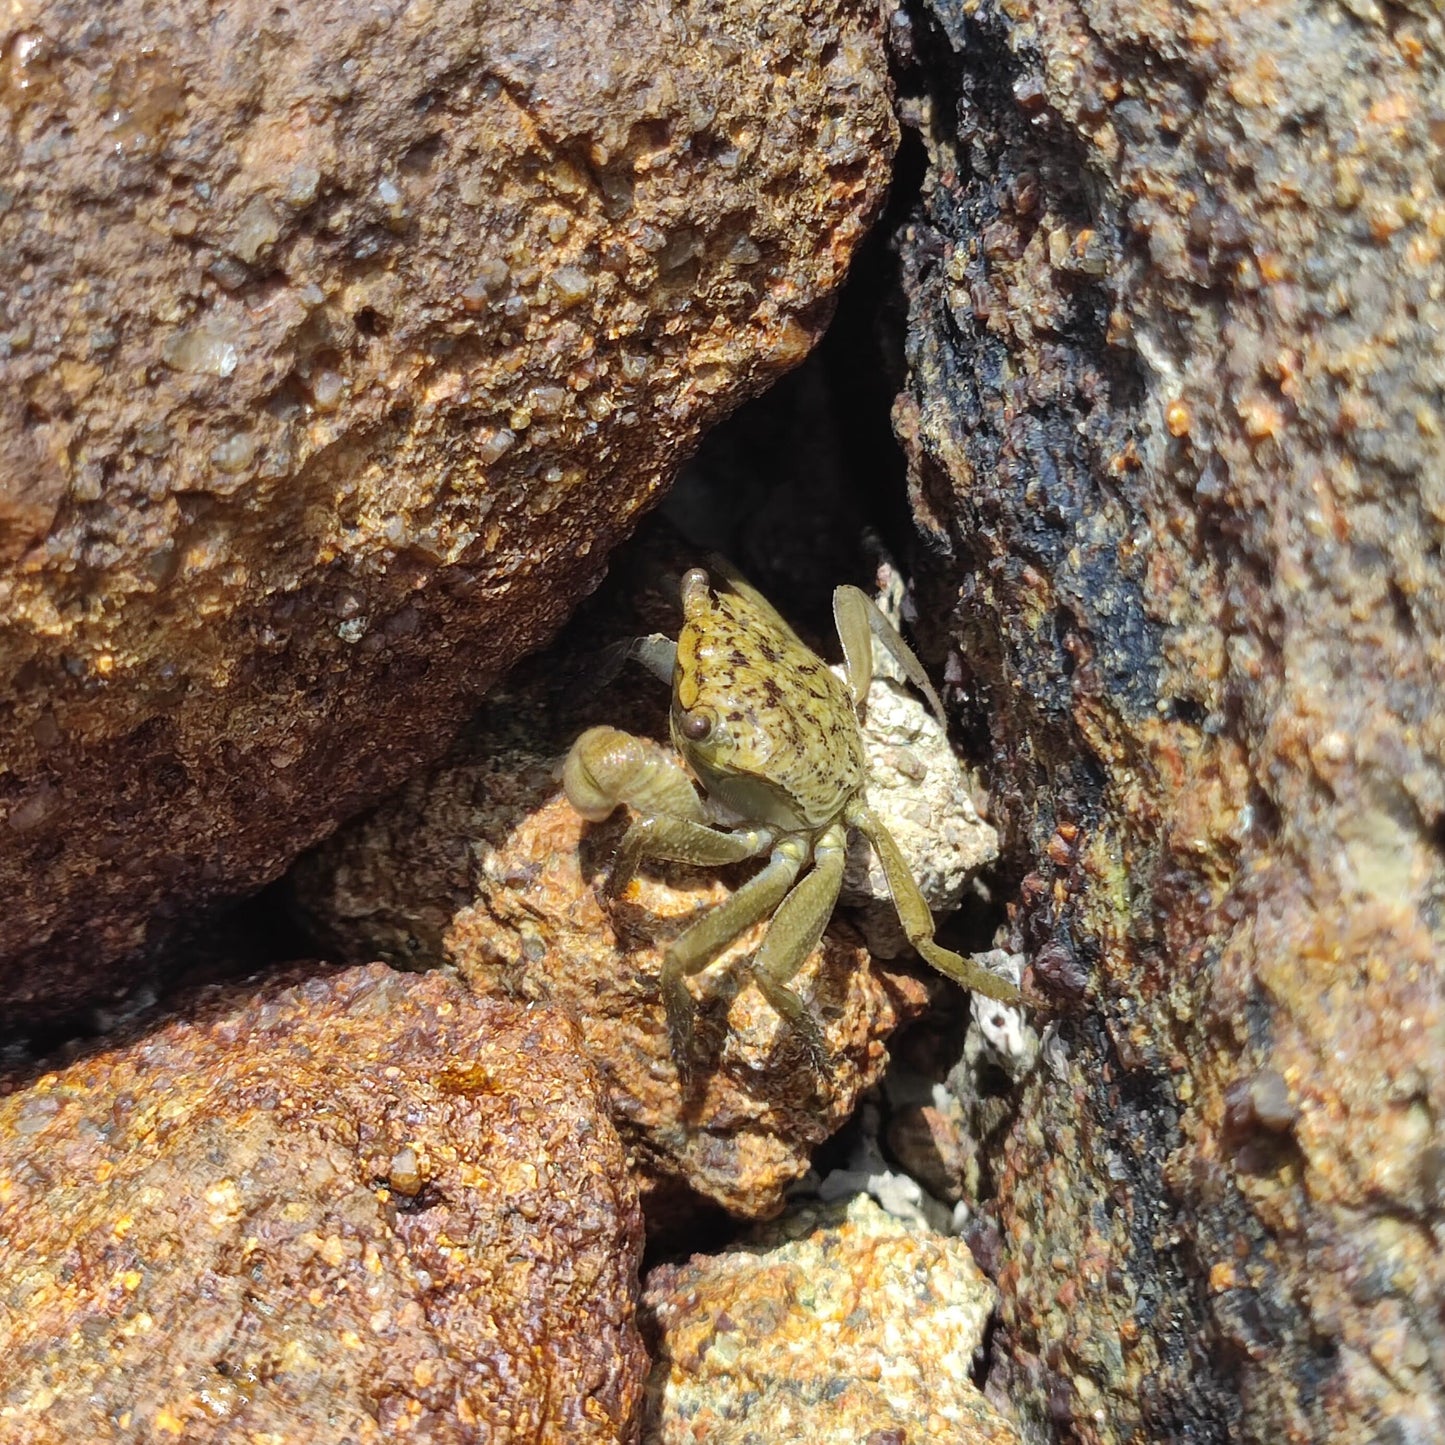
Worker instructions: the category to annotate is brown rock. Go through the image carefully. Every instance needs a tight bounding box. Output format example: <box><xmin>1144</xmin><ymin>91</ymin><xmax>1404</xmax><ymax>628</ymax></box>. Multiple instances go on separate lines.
<box><xmin>896</xmin><ymin>0</ymin><xmax>1445</xmax><ymax>1440</ymax></box>
<box><xmin>449</xmin><ymin>789</ymin><xmax>925</xmax><ymax>1221</ymax></box>
<box><xmin>296</xmin><ymin>635</ymin><xmax>933</xmax><ymax>1220</ymax></box>
<box><xmin>0</xmin><ymin>965</ymin><xmax>645</xmax><ymax>1442</ymax></box>
<box><xmin>0</xmin><ymin>0</ymin><xmax>896</xmax><ymax>1022</ymax></box>
<box><xmin>641</xmin><ymin>1194</ymin><xmax>1020</xmax><ymax>1444</ymax></box>
<box><xmin>886</xmin><ymin>1102</ymin><xmax>973</xmax><ymax>1205</ymax></box>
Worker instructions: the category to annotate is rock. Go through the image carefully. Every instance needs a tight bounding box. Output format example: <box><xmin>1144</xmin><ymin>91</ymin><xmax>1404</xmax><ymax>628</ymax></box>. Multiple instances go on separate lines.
<box><xmin>895</xmin><ymin>0</ymin><xmax>1445</xmax><ymax>1440</ymax></box>
<box><xmin>294</xmin><ymin>591</ymin><xmax>935</xmax><ymax>1219</ymax></box>
<box><xmin>446</xmin><ymin>787</ymin><xmax>923</xmax><ymax>1222</ymax></box>
<box><xmin>886</xmin><ymin>1102</ymin><xmax>973</xmax><ymax>1206</ymax></box>
<box><xmin>641</xmin><ymin>1193</ymin><xmax>1021</xmax><ymax>1444</ymax></box>
<box><xmin>0</xmin><ymin>965</ymin><xmax>645</xmax><ymax>1442</ymax></box>
<box><xmin>839</xmin><ymin>666</ymin><xmax>999</xmax><ymax>959</ymax></box>
<box><xmin>0</xmin><ymin>0</ymin><xmax>896</xmax><ymax>1023</ymax></box>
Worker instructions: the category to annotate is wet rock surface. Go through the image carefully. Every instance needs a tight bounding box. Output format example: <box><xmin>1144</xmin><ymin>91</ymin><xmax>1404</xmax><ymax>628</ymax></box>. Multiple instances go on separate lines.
<box><xmin>294</xmin><ymin>555</ymin><xmax>956</xmax><ymax>1220</ymax></box>
<box><xmin>895</xmin><ymin>0</ymin><xmax>1445</xmax><ymax>1440</ymax></box>
<box><xmin>641</xmin><ymin>1193</ymin><xmax>1020</xmax><ymax>1444</ymax></box>
<box><xmin>0</xmin><ymin>0</ymin><xmax>895</xmax><ymax>1024</ymax></box>
<box><xmin>0</xmin><ymin>965</ymin><xmax>645</xmax><ymax>1443</ymax></box>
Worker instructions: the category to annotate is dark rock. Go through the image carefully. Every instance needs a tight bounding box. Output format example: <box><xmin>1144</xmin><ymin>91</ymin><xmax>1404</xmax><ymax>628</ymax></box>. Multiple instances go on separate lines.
<box><xmin>895</xmin><ymin>0</ymin><xmax>1445</xmax><ymax>1439</ymax></box>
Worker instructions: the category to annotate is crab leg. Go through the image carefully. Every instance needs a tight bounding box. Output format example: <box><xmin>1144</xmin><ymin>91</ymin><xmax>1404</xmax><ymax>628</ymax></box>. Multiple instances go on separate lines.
<box><xmin>832</xmin><ymin>584</ymin><xmax>947</xmax><ymax>727</ymax></box>
<box><xmin>627</xmin><ymin>634</ymin><xmax>676</xmax><ymax>685</ymax></box>
<box><xmin>848</xmin><ymin>799</ymin><xmax>1022</xmax><ymax>1004</ymax></box>
<box><xmin>661</xmin><ymin>837</ymin><xmax>807</xmax><ymax>1071</ymax></box>
<box><xmin>748</xmin><ymin>822</ymin><xmax>848</xmax><ymax>1068</ymax></box>
<box><xmin>610</xmin><ymin>813</ymin><xmax>773</xmax><ymax>899</ymax></box>
<box><xmin>564</xmin><ymin>725</ymin><xmax>705</xmax><ymax>823</ymax></box>
<box><xmin>593</xmin><ymin>633</ymin><xmax>677</xmax><ymax>689</ymax></box>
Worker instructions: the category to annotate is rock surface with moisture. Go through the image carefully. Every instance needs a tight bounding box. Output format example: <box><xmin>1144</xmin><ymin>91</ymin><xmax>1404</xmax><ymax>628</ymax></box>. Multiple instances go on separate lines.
<box><xmin>641</xmin><ymin>1193</ymin><xmax>1021</xmax><ymax>1444</ymax></box>
<box><xmin>0</xmin><ymin>965</ymin><xmax>645</xmax><ymax>1443</ymax></box>
<box><xmin>894</xmin><ymin>0</ymin><xmax>1445</xmax><ymax>1440</ymax></box>
<box><xmin>0</xmin><ymin>0</ymin><xmax>896</xmax><ymax>1022</ymax></box>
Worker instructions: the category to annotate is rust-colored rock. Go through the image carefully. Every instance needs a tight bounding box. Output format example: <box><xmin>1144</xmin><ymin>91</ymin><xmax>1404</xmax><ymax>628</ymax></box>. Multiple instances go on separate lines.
<box><xmin>448</xmin><ymin>787</ymin><xmax>926</xmax><ymax>1221</ymax></box>
<box><xmin>896</xmin><ymin>0</ymin><xmax>1445</xmax><ymax>1440</ymax></box>
<box><xmin>641</xmin><ymin>1193</ymin><xmax>1020</xmax><ymax>1444</ymax></box>
<box><xmin>0</xmin><ymin>0</ymin><xmax>895</xmax><ymax>1022</ymax></box>
<box><xmin>0</xmin><ymin>965</ymin><xmax>645</xmax><ymax>1442</ymax></box>
<box><xmin>295</xmin><ymin>614</ymin><xmax>934</xmax><ymax>1219</ymax></box>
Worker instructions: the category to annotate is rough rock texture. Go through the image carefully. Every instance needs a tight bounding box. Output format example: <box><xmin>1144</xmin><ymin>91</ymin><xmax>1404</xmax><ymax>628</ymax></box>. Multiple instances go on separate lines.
<box><xmin>895</xmin><ymin>1</ymin><xmax>1445</xmax><ymax>1441</ymax></box>
<box><xmin>0</xmin><ymin>0</ymin><xmax>895</xmax><ymax>1023</ymax></box>
<box><xmin>641</xmin><ymin>1193</ymin><xmax>1021</xmax><ymax>1444</ymax></box>
<box><xmin>294</xmin><ymin>568</ymin><xmax>939</xmax><ymax>1219</ymax></box>
<box><xmin>0</xmin><ymin>964</ymin><xmax>646</xmax><ymax>1443</ymax></box>
<box><xmin>447</xmin><ymin>788</ymin><xmax>925</xmax><ymax>1222</ymax></box>
<box><xmin>840</xmin><ymin>665</ymin><xmax>999</xmax><ymax>959</ymax></box>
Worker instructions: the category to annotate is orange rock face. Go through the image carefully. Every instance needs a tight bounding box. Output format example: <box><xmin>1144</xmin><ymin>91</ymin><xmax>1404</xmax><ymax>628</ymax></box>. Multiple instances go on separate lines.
<box><xmin>0</xmin><ymin>966</ymin><xmax>646</xmax><ymax>1442</ymax></box>
<box><xmin>0</xmin><ymin>0</ymin><xmax>896</xmax><ymax>1022</ymax></box>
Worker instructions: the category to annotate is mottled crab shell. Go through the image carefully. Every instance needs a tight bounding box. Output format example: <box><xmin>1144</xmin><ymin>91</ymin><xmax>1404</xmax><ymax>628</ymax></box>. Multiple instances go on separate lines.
<box><xmin>670</xmin><ymin>574</ymin><xmax>866</xmax><ymax>832</ymax></box>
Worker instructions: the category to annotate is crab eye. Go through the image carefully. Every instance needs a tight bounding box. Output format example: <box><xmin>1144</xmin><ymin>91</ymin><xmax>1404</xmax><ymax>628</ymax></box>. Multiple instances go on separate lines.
<box><xmin>680</xmin><ymin>709</ymin><xmax>712</xmax><ymax>742</ymax></box>
<box><xmin>679</xmin><ymin>567</ymin><xmax>711</xmax><ymax>611</ymax></box>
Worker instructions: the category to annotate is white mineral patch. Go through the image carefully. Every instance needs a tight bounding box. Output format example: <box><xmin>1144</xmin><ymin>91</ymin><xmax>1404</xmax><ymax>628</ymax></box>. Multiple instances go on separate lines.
<box><xmin>836</xmin><ymin>667</ymin><xmax>998</xmax><ymax>959</ymax></box>
<box><xmin>963</xmin><ymin>948</ymin><xmax>1039</xmax><ymax>1082</ymax></box>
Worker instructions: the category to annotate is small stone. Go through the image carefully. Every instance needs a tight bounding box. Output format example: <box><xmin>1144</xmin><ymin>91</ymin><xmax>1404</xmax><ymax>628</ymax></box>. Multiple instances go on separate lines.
<box><xmin>0</xmin><ymin>967</ymin><xmax>646</xmax><ymax>1440</ymax></box>
<box><xmin>886</xmin><ymin>1104</ymin><xmax>971</xmax><ymax>1204</ymax></box>
<box><xmin>643</xmin><ymin>1195</ymin><xmax>1019</xmax><ymax>1444</ymax></box>
<box><xmin>550</xmin><ymin>265</ymin><xmax>591</xmax><ymax>306</ymax></box>
<box><xmin>229</xmin><ymin>195</ymin><xmax>282</xmax><ymax>263</ymax></box>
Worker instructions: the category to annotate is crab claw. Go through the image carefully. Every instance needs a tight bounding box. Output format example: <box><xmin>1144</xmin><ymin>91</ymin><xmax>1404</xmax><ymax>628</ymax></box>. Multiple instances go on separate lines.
<box><xmin>562</xmin><ymin>726</ymin><xmax>642</xmax><ymax>821</ymax></box>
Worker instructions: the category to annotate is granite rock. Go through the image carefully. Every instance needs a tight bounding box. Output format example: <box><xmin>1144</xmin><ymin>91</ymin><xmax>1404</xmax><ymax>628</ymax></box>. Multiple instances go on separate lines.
<box><xmin>0</xmin><ymin>0</ymin><xmax>895</xmax><ymax>1022</ymax></box>
<box><xmin>895</xmin><ymin>0</ymin><xmax>1445</xmax><ymax>1439</ymax></box>
<box><xmin>641</xmin><ymin>1193</ymin><xmax>1020</xmax><ymax>1444</ymax></box>
<box><xmin>0</xmin><ymin>964</ymin><xmax>645</xmax><ymax>1442</ymax></box>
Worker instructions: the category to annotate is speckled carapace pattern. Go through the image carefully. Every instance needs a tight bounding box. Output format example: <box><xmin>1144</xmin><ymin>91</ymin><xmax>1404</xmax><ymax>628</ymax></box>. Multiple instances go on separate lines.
<box><xmin>0</xmin><ymin>966</ymin><xmax>646</xmax><ymax>1442</ymax></box>
<box><xmin>0</xmin><ymin>0</ymin><xmax>896</xmax><ymax>1022</ymax></box>
<box><xmin>673</xmin><ymin>576</ymin><xmax>866</xmax><ymax>828</ymax></box>
<box><xmin>895</xmin><ymin>1</ymin><xmax>1445</xmax><ymax>1441</ymax></box>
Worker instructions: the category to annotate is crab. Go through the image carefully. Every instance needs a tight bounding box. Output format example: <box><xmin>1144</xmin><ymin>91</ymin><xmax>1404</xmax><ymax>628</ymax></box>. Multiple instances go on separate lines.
<box><xmin>563</xmin><ymin>561</ymin><xmax>1022</xmax><ymax>1075</ymax></box>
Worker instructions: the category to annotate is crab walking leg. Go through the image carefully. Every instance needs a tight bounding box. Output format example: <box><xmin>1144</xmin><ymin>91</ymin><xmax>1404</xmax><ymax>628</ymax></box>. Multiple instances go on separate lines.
<box><xmin>848</xmin><ymin>799</ymin><xmax>1023</xmax><ymax>1004</ymax></box>
<box><xmin>832</xmin><ymin>584</ymin><xmax>876</xmax><ymax>711</ymax></box>
<box><xmin>832</xmin><ymin>584</ymin><xmax>948</xmax><ymax>728</ymax></box>
<box><xmin>611</xmin><ymin>813</ymin><xmax>773</xmax><ymax>899</ymax></box>
<box><xmin>661</xmin><ymin>837</ymin><xmax>807</xmax><ymax>1070</ymax></box>
<box><xmin>748</xmin><ymin>822</ymin><xmax>848</xmax><ymax>1068</ymax></box>
<box><xmin>627</xmin><ymin>634</ymin><xmax>677</xmax><ymax>685</ymax></box>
